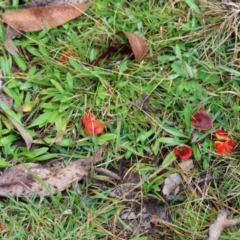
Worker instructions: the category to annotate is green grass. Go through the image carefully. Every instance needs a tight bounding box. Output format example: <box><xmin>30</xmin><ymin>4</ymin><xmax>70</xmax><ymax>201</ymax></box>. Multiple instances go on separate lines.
<box><xmin>0</xmin><ymin>0</ymin><xmax>240</xmax><ymax>239</ymax></box>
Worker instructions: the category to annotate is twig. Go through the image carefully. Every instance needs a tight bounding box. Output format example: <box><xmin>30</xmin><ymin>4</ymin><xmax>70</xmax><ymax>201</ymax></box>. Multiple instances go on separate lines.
<box><xmin>95</xmin><ymin>167</ymin><xmax>121</xmax><ymax>180</ymax></box>
<box><xmin>207</xmin><ymin>209</ymin><xmax>240</xmax><ymax>240</ymax></box>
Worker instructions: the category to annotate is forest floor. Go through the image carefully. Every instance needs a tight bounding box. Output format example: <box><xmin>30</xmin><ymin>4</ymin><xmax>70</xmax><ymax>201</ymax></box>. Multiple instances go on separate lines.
<box><xmin>0</xmin><ymin>0</ymin><xmax>240</xmax><ymax>239</ymax></box>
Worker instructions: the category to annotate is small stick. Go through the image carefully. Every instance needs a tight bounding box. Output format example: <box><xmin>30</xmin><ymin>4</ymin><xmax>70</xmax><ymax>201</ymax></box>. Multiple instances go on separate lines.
<box><xmin>207</xmin><ymin>209</ymin><xmax>240</xmax><ymax>240</ymax></box>
<box><xmin>95</xmin><ymin>167</ymin><xmax>121</xmax><ymax>180</ymax></box>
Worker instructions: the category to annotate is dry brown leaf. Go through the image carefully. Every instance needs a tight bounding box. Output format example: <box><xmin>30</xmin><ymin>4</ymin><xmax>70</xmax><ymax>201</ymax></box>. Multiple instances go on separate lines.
<box><xmin>117</xmin><ymin>31</ymin><xmax>148</xmax><ymax>62</ymax></box>
<box><xmin>27</xmin><ymin>0</ymin><xmax>87</xmax><ymax>7</ymax></box>
<box><xmin>2</xmin><ymin>3</ymin><xmax>92</xmax><ymax>32</ymax></box>
<box><xmin>8</xmin><ymin>117</ymin><xmax>33</xmax><ymax>150</ymax></box>
<box><xmin>0</xmin><ymin>145</ymin><xmax>105</xmax><ymax>197</ymax></box>
<box><xmin>5</xmin><ymin>25</ymin><xmax>21</xmax><ymax>39</ymax></box>
<box><xmin>178</xmin><ymin>159</ymin><xmax>194</xmax><ymax>172</ymax></box>
<box><xmin>5</xmin><ymin>37</ymin><xmax>20</xmax><ymax>56</ymax></box>
<box><xmin>162</xmin><ymin>173</ymin><xmax>181</xmax><ymax>197</ymax></box>
<box><xmin>4</xmin><ymin>26</ymin><xmax>21</xmax><ymax>56</ymax></box>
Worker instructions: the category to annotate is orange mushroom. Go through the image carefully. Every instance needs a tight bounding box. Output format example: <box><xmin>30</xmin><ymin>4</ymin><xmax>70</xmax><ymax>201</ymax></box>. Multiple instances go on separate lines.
<box><xmin>191</xmin><ymin>111</ymin><xmax>212</xmax><ymax>131</ymax></box>
<box><xmin>215</xmin><ymin>139</ymin><xmax>233</xmax><ymax>155</ymax></box>
<box><xmin>85</xmin><ymin>120</ymin><xmax>105</xmax><ymax>135</ymax></box>
<box><xmin>82</xmin><ymin>113</ymin><xmax>96</xmax><ymax>126</ymax></box>
<box><xmin>173</xmin><ymin>145</ymin><xmax>193</xmax><ymax>160</ymax></box>
<box><xmin>215</xmin><ymin>129</ymin><xmax>229</xmax><ymax>140</ymax></box>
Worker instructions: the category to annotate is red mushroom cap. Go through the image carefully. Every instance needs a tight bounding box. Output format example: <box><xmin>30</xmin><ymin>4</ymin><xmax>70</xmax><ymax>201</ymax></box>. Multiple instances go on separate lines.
<box><xmin>215</xmin><ymin>139</ymin><xmax>233</xmax><ymax>155</ymax></box>
<box><xmin>215</xmin><ymin>129</ymin><xmax>229</xmax><ymax>140</ymax></box>
<box><xmin>85</xmin><ymin>120</ymin><xmax>105</xmax><ymax>135</ymax></box>
<box><xmin>191</xmin><ymin>111</ymin><xmax>213</xmax><ymax>131</ymax></box>
<box><xmin>174</xmin><ymin>145</ymin><xmax>193</xmax><ymax>160</ymax></box>
<box><xmin>82</xmin><ymin>113</ymin><xmax>96</xmax><ymax>126</ymax></box>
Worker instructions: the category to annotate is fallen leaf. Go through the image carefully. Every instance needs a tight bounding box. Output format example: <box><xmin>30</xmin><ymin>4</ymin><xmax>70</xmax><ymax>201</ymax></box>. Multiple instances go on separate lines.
<box><xmin>4</xmin><ymin>26</ymin><xmax>21</xmax><ymax>56</ymax></box>
<box><xmin>162</xmin><ymin>173</ymin><xmax>181</xmax><ymax>197</ymax></box>
<box><xmin>0</xmin><ymin>145</ymin><xmax>105</xmax><ymax>197</ymax></box>
<box><xmin>117</xmin><ymin>31</ymin><xmax>148</xmax><ymax>62</ymax></box>
<box><xmin>7</xmin><ymin>117</ymin><xmax>33</xmax><ymax>150</ymax></box>
<box><xmin>89</xmin><ymin>31</ymin><xmax>148</xmax><ymax>66</ymax></box>
<box><xmin>26</xmin><ymin>0</ymin><xmax>87</xmax><ymax>7</ymax></box>
<box><xmin>2</xmin><ymin>3</ymin><xmax>92</xmax><ymax>32</ymax></box>
<box><xmin>89</xmin><ymin>44</ymin><xmax>132</xmax><ymax>66</ymax></box>
<box><xmin>178</xmin><ymin>159</ymin><xmax>194</xmax><ymax>172</ymax></box>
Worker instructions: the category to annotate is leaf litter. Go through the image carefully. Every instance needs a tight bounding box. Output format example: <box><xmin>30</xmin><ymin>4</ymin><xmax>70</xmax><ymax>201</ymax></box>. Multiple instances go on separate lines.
<box><xmin>89</xmin><ymin>31</ymin><xmax>148</xmax><ymax>65</ymax></box>
<box><xmin>4</xmin><ymin>26</ymin><xmax>21</xmax><ymax>56</ymax></box>
<box><xmin>0</xmin><ymin>144</ymin><xmax>105</xmax><ymax>197</ymax></box>
<box><xmin>2</xmin><ymin>3</ymin><xmax>92</xmax><ymax>32</ymax></box>
<box><xmin>26</xmin><ymin>0</ymin><xmax>87</xmax><ymax>7</ymax></box>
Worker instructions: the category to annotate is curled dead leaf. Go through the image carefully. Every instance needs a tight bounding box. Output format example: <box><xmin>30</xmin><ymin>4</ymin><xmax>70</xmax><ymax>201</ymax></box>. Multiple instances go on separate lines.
<box><xmin>4</xmin><ymin>26</ymin><xmax>21</xmax><ymax>56</ymax></box>
<box><xmin>0</xmin><ymin>145</ymin><xmax>105</xmax><ymax>197</ymax></box>
<box><xmin>89</xmin><ymin>31</ymin><xmax>148</xmax><ymax>66</ymax></box>
<box><xmin>2</xmin><ymin>3</ymin><xmax>92</xmax><ymax>32</ymax></box>
<box><xmin>162</xmin><ymin>173</ymin><xmax>181</xmax><ymax>197</ymax></box>
<box><xmin>8</xmin><ymin>117</ymin><xmax>33</xmax><ymax>150</ymax></box>
<box><xmin>117</xmin><ymin>31</ymin><xmax>148</xmax><ymax>62</ymax></box>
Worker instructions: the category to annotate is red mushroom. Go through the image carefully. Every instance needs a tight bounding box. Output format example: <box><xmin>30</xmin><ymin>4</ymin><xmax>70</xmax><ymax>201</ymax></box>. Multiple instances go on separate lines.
<box><xmin>174</xmin><ymin>145</ymin><xmax>193</xmax><ymax>160</ymax></box>
<box><xmin>215</xmin><ymin>129</ymin><xmax>229</xmax><ymax>140</ymax></box>
<box><xmin>215</xmin><ymin>139</ymin><xmax>233</xmax><ymax>155</ymax></box>
<box><xmin>85</xmin><ymin>120</ymin><xmax>105</xmax><ymax>135</ymax></box>
<box><xmin>191</xmin><ymin>111</ymin><xmax>212</xmax><ymax>131</ymax></box>
<box><xmin>82</xmin><ymin>113</ymin><xmax>96</xmax><ymax>126</ymax></box>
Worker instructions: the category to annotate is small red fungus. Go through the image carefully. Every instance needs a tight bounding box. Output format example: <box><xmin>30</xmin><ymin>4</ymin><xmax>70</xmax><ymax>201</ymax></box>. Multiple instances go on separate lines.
<box><xmin>191</xmin><ymin>111</ymin><xmax>213</xmax><ymax>131</ymax></box>
<box><xmin>82</xmin><ymin>113</ymin><xmax>96</xmax><ymax>126</ymax></box>
<box><xmin>59</xmin><ymin>50</ymin><xmax>72</xmax><ymax>63</ymax></box>
<box><xmin>85</xmin><ymin>120</ymin><xmax>105</xmax><ymax>135</ymax></box>
<box><xmin>173</xmin><ymin>145</ymin><xmax>193</xmax><ymax>160</ymax></box>
<box><xmin>215</xmin><ymin>129</ymin><xmax>229</xmax><ymax>140</ymax></box>
<box><xmin>215</xmin><ymin>139</ymin><xmax>233</xmax><ymax>155</ymax></box>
